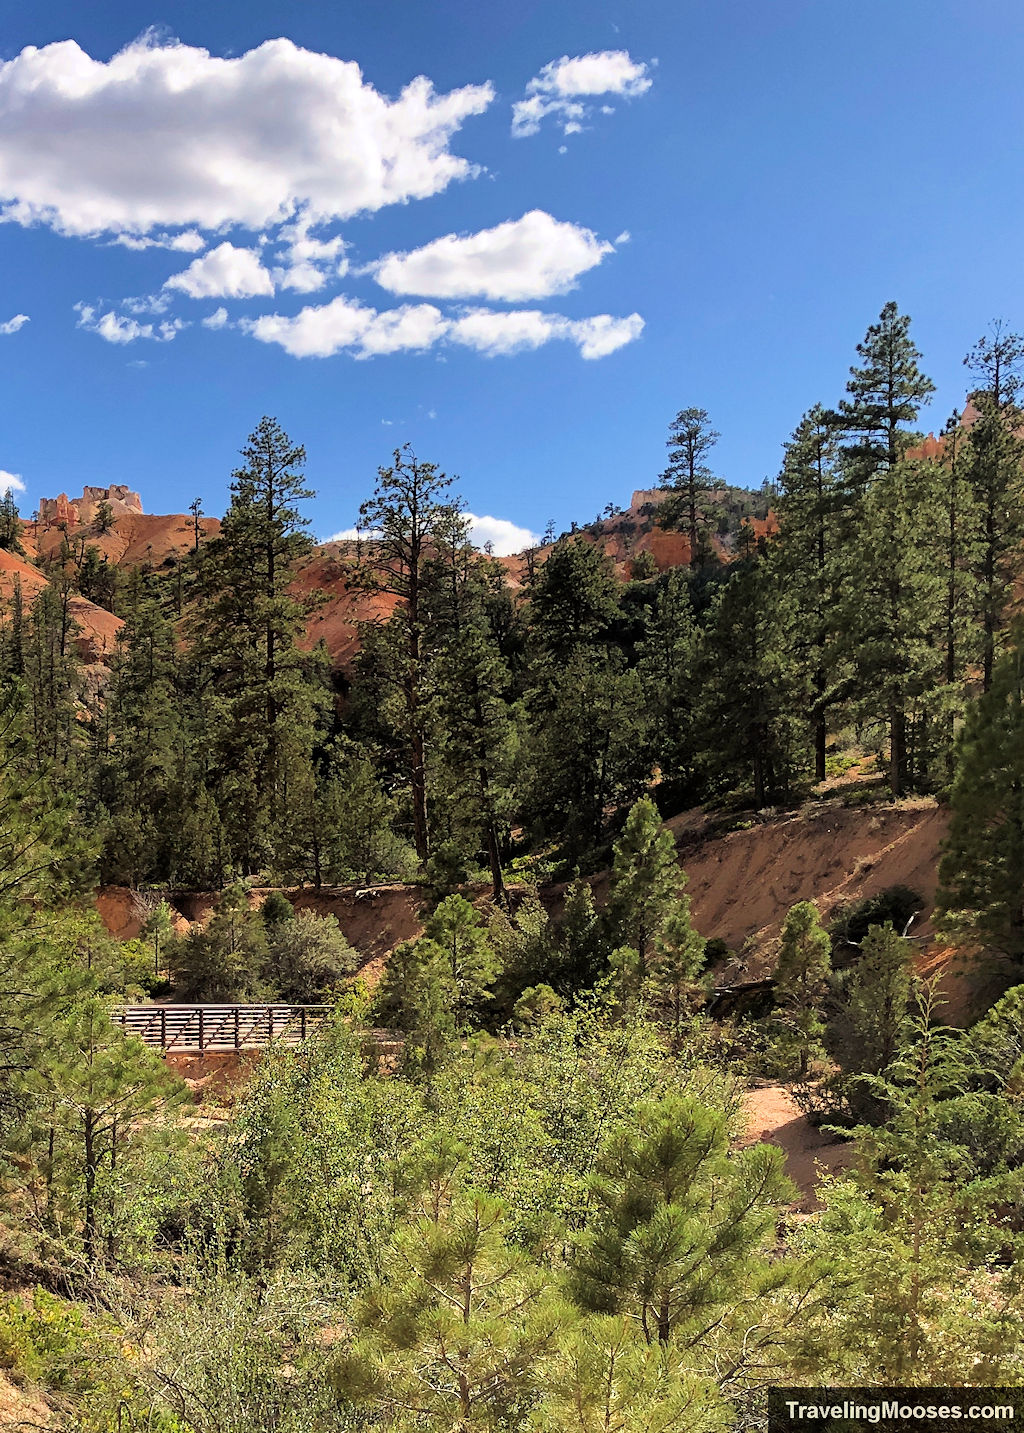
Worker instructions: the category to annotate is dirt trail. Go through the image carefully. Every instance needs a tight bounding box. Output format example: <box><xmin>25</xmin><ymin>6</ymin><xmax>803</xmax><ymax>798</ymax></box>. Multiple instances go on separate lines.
<box><xmin>740</xmin><ymin>1084</ymin><xmax>855</xmax><ymax>1211</ymax></box>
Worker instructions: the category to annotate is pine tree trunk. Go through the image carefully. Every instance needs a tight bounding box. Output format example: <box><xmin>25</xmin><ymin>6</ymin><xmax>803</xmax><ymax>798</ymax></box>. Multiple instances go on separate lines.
<box><xmin>889</xmin><ymin>704</ymin><xmax>905</xmax><ymax>798</ymax></box>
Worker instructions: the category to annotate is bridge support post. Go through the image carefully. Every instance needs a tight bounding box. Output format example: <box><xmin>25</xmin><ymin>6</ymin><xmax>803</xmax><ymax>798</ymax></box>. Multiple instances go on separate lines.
<box><xmin>198</xmin><ymin>1007</ymin><xmax>205</xmax><ymax>1052</ymax></box>
<box><xmin>160</xmin><ymin>1007</ymin><xmax>166</xmax><ymax>1050</ymax></box>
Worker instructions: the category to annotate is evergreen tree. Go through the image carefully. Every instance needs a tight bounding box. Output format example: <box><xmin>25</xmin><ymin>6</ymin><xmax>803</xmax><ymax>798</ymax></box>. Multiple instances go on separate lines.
<box><xmin>843</xmin><ymin>455</ymin><xmax>945</xmax><ymax>796</ymax></box>
<box><xmin>774</xmin><ymin>901</ymin><xmax>831</xmax><ymax>1076</ymax></box>
<box><xmin>418</xmin><ymin>893</ymin><xmax>500</xmax><ymax>1027</ymax></box>
<box><xmin>424</xmin><ymin>543</ymin><xmax>518</xmax><ymax>903</ymax></box>
<box><xmin>695</xmin><ymin>557</ymin><xmax>802</xmax><ymax>806</ymax></box>
<box><xmin>524</xmin><ymin>656</ymin><xmax>649</xmax><ymax>862</ymax></box>
<box><xmin>13</xmin><ymin>989</ymin><xmax>184</xmax><ymax>1265</ymax></box>
<box><xmin>834</xmin><ymin>300</ymin><xmax>935</xmax><ymax>489</ymax></box>
<box><xmin>927</xmin><ymin>411</ymin><xmax>982</xmax><ymax>774</ymax></box>
<box><xmin>0</xmin><ymin>489</ymin><xmax>25</xmax><ymax>555</ymax></box>
<box><xmin>169</xmin><ymin>883</ymin><xmax>269</xmax><ymax>1000</ymax></box>
<box><xmin>100</xmin><ymin>578</ymin><xmax>181</xmax><ymax>883</ymax></box>
<box><xmin>773</xmin><ymin>406</ymin><xmax>849</xmax><ymax>780</ymax></box>
<box><xmin>937</xmin><ymin>633</ymin><xmax>1024</xmax><ymax>959</ymax></box>
<box><xmin>659</xmin><ymin>408</ymin><xmax>721</xmax><ymax>565</ymax></box>
<box><xmin>635</xmin><ymin>570</ymin><xmax>700</xmax><ymax>798</ymax></box>
<box><xmin>189</xmin><ymin>417</ymin><xmax>327</xmax><ymax>875</ymax></box>
<box><xmin>568</xmin><ymin>1093</ymin><xmax>794</xmax><ymax>1346</ymax></box>
<box><xmin>22</xmin><ymin>580</ymin><xmax>82</xmax><ymax>774</ymax></box>
<box><xmin>526</xmin><ymin>535</ymin><xmax>621</xmax><ymax>669</ymax></box>
<box><xmin>963</xmin><ymin>324</ymin><xmax>1024</xmax><ymax>690</ymax></box>
<box><xmin>353</xmin><ymin>445</ymin><xmax>466</xmax><ymax>863</ymax></box>
<box><xmin>333</xmin><ymin>1189</ymin><xmax>561</xmax><ymax>1430</ymax></box>
<box><xmin>141</xmin><ymin>899</ymin><xmax>175</xmax><ymax>980</ymax></box>
<box><xmin>533</xmin><ymin>1316</ymin><xmax>727</xmax><ymax>1433</ymax></box>
<box><xmin>825</xmin><ymin>923</ymin><xmax>912</xmax><ymax>1119</ymax></box>
<box><xmin>606</xmin><ymin>796</ymin><xmax>688</xmax><ymax>982</ymax></box>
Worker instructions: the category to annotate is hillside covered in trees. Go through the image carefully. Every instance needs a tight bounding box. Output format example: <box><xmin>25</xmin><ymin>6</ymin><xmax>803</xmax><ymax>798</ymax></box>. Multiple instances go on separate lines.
<box><xmin>7</xmin><ymin>303</ymin><xmax>1024</xmax><ymax>1426</ymax></box>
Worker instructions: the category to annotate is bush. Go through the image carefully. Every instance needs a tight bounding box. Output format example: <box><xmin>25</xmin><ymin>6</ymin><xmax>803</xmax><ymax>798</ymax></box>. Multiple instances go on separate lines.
<box><xmin>265</xmin><ymin>910</ymin><xmax>357</xmax><ymax>1002</ymax></box>
<box><xmin>828</xmin><ymin>885</ymin><xmax>922</xmax><ymax>960</ymax></box>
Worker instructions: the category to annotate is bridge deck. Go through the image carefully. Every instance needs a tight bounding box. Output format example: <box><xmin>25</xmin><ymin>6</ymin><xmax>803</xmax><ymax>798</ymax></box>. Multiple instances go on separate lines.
<box><xmin>114</xmin><ymin>1003</ymin><xmax>332</xmax><ymax>1051</ymax></box>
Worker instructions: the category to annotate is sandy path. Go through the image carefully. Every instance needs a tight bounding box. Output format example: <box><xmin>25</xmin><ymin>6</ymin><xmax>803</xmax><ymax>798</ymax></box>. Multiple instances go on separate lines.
<box><xmin>739</xmin><ymin>1083</ymin><xmax>856</xmax><ymax>1210</ymax></box>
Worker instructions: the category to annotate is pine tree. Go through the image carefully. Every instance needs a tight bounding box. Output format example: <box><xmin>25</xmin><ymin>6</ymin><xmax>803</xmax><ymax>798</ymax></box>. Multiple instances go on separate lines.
<box><xmin>523</xmin><ymin>656</ymin><xmax>649</xmax><ymax>862</ymax></box>
<box><xmin>0</xmin><ymin>489</ymin><xmax>25</xmax><ymax>555</ymax></box>
<box><xmin>963</xmin><ymin>324</ymin><xmax>1024</xmax><ymax>690</ymax></box>
<box><xmin>418</xmin><ymin>893</ymin><xmax>500</xmax><ymax>1027</ymax></box>
<box><xmin>169</xmin><ymin>883</ymin><xmax>269</xmax><ymax>1000</ymax></box>
<box><xmin>844</xmin><ymin>456</ymin><xmax>945</xmax><ymax>796</ymax></box>
<box><xmin>937</xmin><ymin>633</ymin><xmax>1024</xmax><ymax>959</ymax></box>
<box><xmin>834</xmin><ymin>301</ymin><xmax>935</xmax><ymax>489</ymax></box>
<box><xmin>189</xmin><ymin>417</ymin><xmax>326</xmax><ymax>875</ymax></box>
<box><xmin>659</xmin><ymin>408</ymin><xmax>720</xmax><ymax>565</ymax></box>
<box><xmin>100</xmin><ymin>578</ymin><xmax>181</xmax><ymax>883</ymax></box>
<box><xmin>141</xmin><ymin>899</ymin><xmax>175</xmax><ymax>979</ymax></box>
<box><xmin>22</xmin><ymin>580</ymin><xmax>82</xmax><ymax>774</ymax></box>
<box><xmin>333</xmin><ymin>1189</ymin><xmax>562</xmax><ymax>1430</ymax></box>
<box><xmin>526</xmin><ymin>535</ymin><xmax>621</xmax><ymax>669</ymax></box>
<box><xmin>567</xmin><ymin>1093</ymin><xmax>794</xmax><ymax>1346</ymax></box>
<box><xmin>353</xmin><ymin>447</ymin><xmax>467</xmax><ymax>864</ymax></box>
<box><xmin>927</xmin><ymin>411</ymin><xmax>982</xmax><ymax>775</ymax></box>
<box><xmin>773</xmin><ymin>406</ymin><xmax>849</xmax><ymax>780</ymax></box>
<box><xmin>532</xmin><ymin>1314</ymin><xmax>727</xmax><ymax>1433</ymax></box>
<box><xmin>16</xmin><ymin>990</ymin><xmax>184</xmax><ymax>1265</ymax></box>
<box><xmin>825</xmin><ymin>923</ymin><xmax>912</xmax><ymax>1119</ymax></box>
<box><xmin>695</xmin><ymin>557</ymin><xmax>802</xmax><ymax>806</ymax></box>
<box><xmin>424</xmin><ymin>544</ymin><xmax>518</xmax><ymax>903</ymax></box>
<box><xmin>635</xmin><ymin>570</ymin><xmax>700</xmax><ymax>798</ymax></box>
<box><xmin>774</xmin><ymin>901</ymin><xmax>831</xmax><ymax>1076</ymax></box>
<box><xmin>607</xmin><ymin>797</ymin><xmax>688</xmax><ymax>981</ymax></box>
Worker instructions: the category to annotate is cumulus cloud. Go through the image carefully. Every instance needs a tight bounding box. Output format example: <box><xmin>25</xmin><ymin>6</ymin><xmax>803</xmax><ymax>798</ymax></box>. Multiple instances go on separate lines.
<box><xmin>0</xmin><ymin>470</ymin><xmax>25</xmax><ymax>494</ymax></box>
<box><xmin>372</xmin><ymin>210</ymin><xmax>614</xmax><ymax>302</ymax></box>
<box><xmin>240</xmin><ymin>295</ymin><xmax>447</xmax><ymax>359</ymax></box>
<box><xmin>240</xmin><ymin>293</ymin><xmax>643</xmax><ymax>361</ymax></box>
<box><xmin>112</xmin><ymin>230</ymin><xmax>205</xmax><ymax>252</ymax></box>
<box><xmin>450</xmin><ymin>307</ymin><xmax>644</xmax><ymax>359</ymax></box>
<box><xmin>0</xmin><ymin>33</ymin><xmax>494</xmax><ymax>239</ymax></box>
<box><xmin>164</xmin><ymin>241</ymin><xmax>275</xmax><ymax>298</ymax></box>
<box><xmin>75</xmin><ymin>303</ymin><xmax>188</xmax><ymax>343</ymax></box>
<box><xmin>465</xmin><ymin>513</ymin><xmax>539</xmax><ymax>554</ymax></box>
<box><xmin>0</xmin><ymin>313</ymin><xmax>28</xmax><ymax>334</ymax></box>
<box><xmin>272</xmin><ymin>219</ymin><xmax>348</xmax><ymax>293</ymax></box>
<box><xmin>512</xmin><ymin>49</ymin><xmax>652</xmax><ymax>137</ymax></box>
<box><xmin>330</xmin><ymin>512</ymin><xmax>538</xmax><ymax>556</ymax></box>
<box><xmin>202</xmin><ymin>306</ymin><xmax>229</xmax><ymax>329</ymax></box>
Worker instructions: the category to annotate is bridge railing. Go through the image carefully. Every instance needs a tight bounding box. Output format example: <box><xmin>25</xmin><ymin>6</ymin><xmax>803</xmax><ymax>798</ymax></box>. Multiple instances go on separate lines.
<box><xmin>114</xmin><ymin>1004</ymin><xmax>333</xmax><ymax>1051</ymax></box>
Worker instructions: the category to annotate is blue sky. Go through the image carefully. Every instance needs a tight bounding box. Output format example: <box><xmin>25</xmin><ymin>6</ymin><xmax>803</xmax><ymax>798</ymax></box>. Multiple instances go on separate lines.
<box><xmin>1</xmin><ymin>0</ymin><xmax>1023</xmax><ymax>549</ymax></box>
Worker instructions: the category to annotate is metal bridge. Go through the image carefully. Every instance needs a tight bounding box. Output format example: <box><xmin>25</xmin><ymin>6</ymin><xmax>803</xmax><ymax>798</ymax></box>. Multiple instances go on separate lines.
<box><xmin>114</xmin><ymin>1003</ymin><xmax>333</xmax><ymax>1052</ymax></box>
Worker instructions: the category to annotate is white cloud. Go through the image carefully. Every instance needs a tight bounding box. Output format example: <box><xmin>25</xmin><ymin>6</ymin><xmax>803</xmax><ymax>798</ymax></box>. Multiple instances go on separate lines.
<box><xmin>448</xmin><ymin>308</ymin><xmax>558</xmax><ymax>355</ymax></box>
<box><xmin>0</xmin><ymin>313</ymin><xmax>28</xmax><ymax>334</ymax></box>
<box><xmin>372</xmin><ymin>210</ymin><xmax>614</xmax><ymax>302</ymax></box>
<box><xmin>512</xmin><ymin>49</ymin><xmax>652</xmax><ymax>137</ymax></box>
<box><xmin>76</xmin><ymin>303</ymin><xmax>188</xmax><ymax>343</ymax></box>
<box><xmin>0</xmin><ymin>34</ymin><xmax>493</xmax><ymax>239</ymax></box>
<box><xmin>329</xmin><ymin>512</ymin><xmax>537</xmax><ymax>556</ymax></box>
<box><xmin>450</xmin><ymin>307</ymin><xmax>644</xmax><ymax>359</ymax></box>
<box><xmin>534</xmin><ymin>51</ymin><xmax>653</xmax><ymax>98</ymax></box>
<box><xmin>202</xmin><ymin>306</ymin><xmax>229</xmax><ymax>329</ymax></box>
<box><xmin>112</xmin><ymin>229</ymin><xmax>205</xmax><ymax>252</ymax></box>
<box><xmin>272</xmin><ymin>218</ymin><xmax>348</xmax><ymax>293</ymax></box>
<box><xmin>0</xmin><ymin>470</ymin><xmax>25</xmax><ymax>494</ymax></box>
<box><xmin>240</xmin><ymin>294</ymin><xmax>643</xmax><ymax>361</ymax></box>
<box><xmin>465</xmin><ymin>513</ymin><xmax>539</xmax><ymax>554</ymax></box>
<box><xmin>241</xmin><ymin>294</ymin><xmax>447</xmax><ymax>359</ymax></box>
<box><xmin>164</xmin><ymin>241</ymin><xmax>274</xmax><ymax>298</ymax></box>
